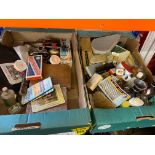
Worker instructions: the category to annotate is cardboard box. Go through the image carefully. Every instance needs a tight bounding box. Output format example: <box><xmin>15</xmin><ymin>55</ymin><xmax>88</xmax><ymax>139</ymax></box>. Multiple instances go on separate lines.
<box><xmin>0</xmin><ymin>28</ymin><xmax>91</xmax><ymax>135</ymax></box>
<box><xmin>78</xmin><ymin>30</ymin><xmax>155</xmax><ymax>134</ymax></box>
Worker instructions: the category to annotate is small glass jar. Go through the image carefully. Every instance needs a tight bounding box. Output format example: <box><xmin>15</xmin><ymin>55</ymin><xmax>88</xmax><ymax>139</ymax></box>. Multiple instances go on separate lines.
<box><xmin>1</xmin><ymin>87</ymin><xmax>16</xmax><ymax>107</ymax></box>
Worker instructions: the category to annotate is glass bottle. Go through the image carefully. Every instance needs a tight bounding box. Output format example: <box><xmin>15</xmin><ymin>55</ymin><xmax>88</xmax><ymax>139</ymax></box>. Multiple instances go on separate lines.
<box><xmin>1</xmin><ymin>87</ymin><xmax>16</xmax><ymax>107</ymax></box>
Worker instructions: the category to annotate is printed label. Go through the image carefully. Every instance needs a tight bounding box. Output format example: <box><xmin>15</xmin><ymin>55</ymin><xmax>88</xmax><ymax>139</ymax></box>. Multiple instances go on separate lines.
<box><xmin>98</xmin><ymin>124</ymin><xmax>111</xmax><ymax>130</ymax></box>
<box><xmin>72</xmin><ymin>127</ymin><xmax>90</xmax><ymax>135</ymax></box>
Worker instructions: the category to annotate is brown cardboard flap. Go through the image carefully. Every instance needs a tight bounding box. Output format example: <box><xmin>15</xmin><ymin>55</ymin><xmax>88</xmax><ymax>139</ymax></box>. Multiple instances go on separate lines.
<box><xmin>124</xmin><ymin>38</ymin><xmax>140</xmax><ymax>52</ymax></box>
<box><xmin>11</xmin><ymin>31</ymin><xmax>72</xmax><ymax>46</ymax></box>
<box><xmin>72</xmin><ymin>33</ymin><xmax>87</xmax><ymax>108</ymax></box>
<box><xmin>119</xmin><ymin>36</ymin><xmax>128</xmax><ymax>46</ymax></box>
<box><xmin>42</xmin><ymin>64</ymin><xmax>71</xmax><ymax>89</ymax></box>
<box><xmin>124</xmin><ymin>38</ymin><xmax>153</xmax><ymax>82</ymax></box>
<box><xmin>1</xmin><ymin>31</ymin><xmax>14</xmax><ymax>47</ymax></box>
<box><xmin>30</xmin><ymin>63</ymin><xmax>72</xmax><ymax>89</ymax></box>
<box><xmin>93</xmin><ymin>91</ymin><xmax>116</xmax><ymax>109</ymax></box>
<box><xmin>79</xmin><ymin>38</ymin><xmax>92</xmax><ymax>72</ymax></box>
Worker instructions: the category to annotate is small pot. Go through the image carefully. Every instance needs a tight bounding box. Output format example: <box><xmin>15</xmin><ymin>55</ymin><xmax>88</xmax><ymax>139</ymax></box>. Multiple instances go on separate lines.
<box><xmin>116</xmin><ymin>62</ymin><xmax>133</xmax><ymax>81</ymax></box>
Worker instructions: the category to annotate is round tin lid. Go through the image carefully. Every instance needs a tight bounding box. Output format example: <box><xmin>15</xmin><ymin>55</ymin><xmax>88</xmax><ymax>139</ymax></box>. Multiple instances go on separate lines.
<box><xmin>129</xmin><ymin>97</ymin><xmax>144</xmax><ymax>106</ymax></box>
<box><xmin>14</xmin><ymin>60</ymin><xmax>27</xmax><ymax>72</ymax></box>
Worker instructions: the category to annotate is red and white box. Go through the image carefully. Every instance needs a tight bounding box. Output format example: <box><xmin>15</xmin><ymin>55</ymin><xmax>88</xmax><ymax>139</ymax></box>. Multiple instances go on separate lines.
<box><xmin>26</xmin><ymin>55</ymin><xmax>42</xmax><ymax>81</ymax></box>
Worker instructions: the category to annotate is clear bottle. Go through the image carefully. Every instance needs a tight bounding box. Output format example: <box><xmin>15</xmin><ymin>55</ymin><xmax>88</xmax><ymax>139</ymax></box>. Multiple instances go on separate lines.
<box><xmin>8</xmin><ymin>103</ymin><xmax>22</xmax><ymax>114</ymax></box>
<box><xmin>1</xmin><ymin>87</ymin><xmax>16</xmax><ymax>107</ymax></box>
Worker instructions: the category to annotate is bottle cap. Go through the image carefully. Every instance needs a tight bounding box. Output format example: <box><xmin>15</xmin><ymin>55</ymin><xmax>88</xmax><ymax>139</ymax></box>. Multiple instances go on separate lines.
<box><xmin>116</xmin><ymin>68</ymin><xmax>125</xmax><ymax>76</ymax></box>
<box><xmin>136</xmin><ymin>72</ymin><xmax>144</xmax><ymax>79</ymax></box>
<box><xmin>146</xmin><ymin>89</ymin><xmax>151</xmax><ymax>95</ymax></box>
<box><xmin>121</xmin><ymin>101</ymin><xmax>130</xmax><ymax>108</ymax></box>
<box><xmin>14</xmin><ymin>60</ymin><xmax>27</xmax><ymax>72</ymax></box>
<box><xmin>2</xmin><ymin>87</ymin><xmax>8</xmax><ymax>92</ymax></box>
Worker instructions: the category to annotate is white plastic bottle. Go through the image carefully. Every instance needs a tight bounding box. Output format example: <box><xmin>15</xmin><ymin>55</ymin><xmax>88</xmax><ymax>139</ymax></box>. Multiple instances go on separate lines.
<box><xmin>1</xmin><ymin>87</ymin><xmax>16</xmax><ymax>106</ymax></box>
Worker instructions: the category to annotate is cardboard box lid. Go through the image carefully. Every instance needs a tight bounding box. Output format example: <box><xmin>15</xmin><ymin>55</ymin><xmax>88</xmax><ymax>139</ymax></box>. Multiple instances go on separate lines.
<box><xmin>0</xmin><ymin>108</ymin><xmax>91</xmax><ymax>134</ymax></box>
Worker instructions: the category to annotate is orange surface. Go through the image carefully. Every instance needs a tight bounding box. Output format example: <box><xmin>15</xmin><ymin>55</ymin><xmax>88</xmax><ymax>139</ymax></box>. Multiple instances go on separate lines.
<box><xmin>0</xmin><ymin>19</ymin><xmax>155</xmax><ymax>30</ymax></box>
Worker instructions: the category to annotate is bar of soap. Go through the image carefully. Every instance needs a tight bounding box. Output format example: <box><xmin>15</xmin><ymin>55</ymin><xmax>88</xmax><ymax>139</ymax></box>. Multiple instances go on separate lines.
<box><xmin>86</xmin><ymin>73</ymin><xmax>103</xmax><ymax>91</ymax></box>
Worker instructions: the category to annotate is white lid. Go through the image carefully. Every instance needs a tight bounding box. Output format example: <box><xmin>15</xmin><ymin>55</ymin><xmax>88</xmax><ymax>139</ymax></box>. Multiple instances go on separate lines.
<box><xmin>136</xmin><ymin>72</ymin><xmax>144</xmax><ymax>79</ymax></box>
<box><xmin>146</xmin><ymin>89</ymin><xmax>151</xmax><ymax>95</ymax></box>
<box><xmin>14</xmin><ymin>60</ymin><xmax>27</xmax><ymax>72</ymax></box>
<box><xmin>2</xmin><ymin>87</ymin><xmax>8</xmax><ymax>92</ymax></box>
<box><xmin>129</xmin><ymin>97</ymin><xmax>144</xmax><ymax>106</ymax></box>
<box><xmin>116</xmin><ymin>68</ymin><xmax>125</xmax><ymax>76</ymax></box>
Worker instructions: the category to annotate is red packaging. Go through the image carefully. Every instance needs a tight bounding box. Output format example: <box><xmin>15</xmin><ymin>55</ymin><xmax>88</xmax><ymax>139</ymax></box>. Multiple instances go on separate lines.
<box><xmin>26</xmin><ymin>55</ymin><xmax>42</xmax><ymax>81</ymax></box>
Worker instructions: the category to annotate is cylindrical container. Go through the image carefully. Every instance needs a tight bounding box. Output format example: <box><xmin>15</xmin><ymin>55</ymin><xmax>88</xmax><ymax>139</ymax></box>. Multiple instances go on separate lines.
<box><xmin>1</xmin><ymin>87</ymin><xmax>16</xmax><ymax>107</ymax></box>
<box><xmin>136</xmin><ymin>71</ymin><xmax>146</xmax><ymax>80</ymax></box>
<box><xmin>8</xmin><ymin>103</ymin><xmax>22</xmax><ymax>114</ymax></box>
<box><xmin>135</xmin><ymin>66</ymin><xmax>146</xmax><ymax>80</ymax></box>
<box><xmin>126</xmin><ymin>77</ymin><xmax>137</xmax><ymax>88</ymax></box>
<box><xmin>116</xmin><ymin>62</ymin><xmax>133</xmax><ymax>81</ymax></box>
